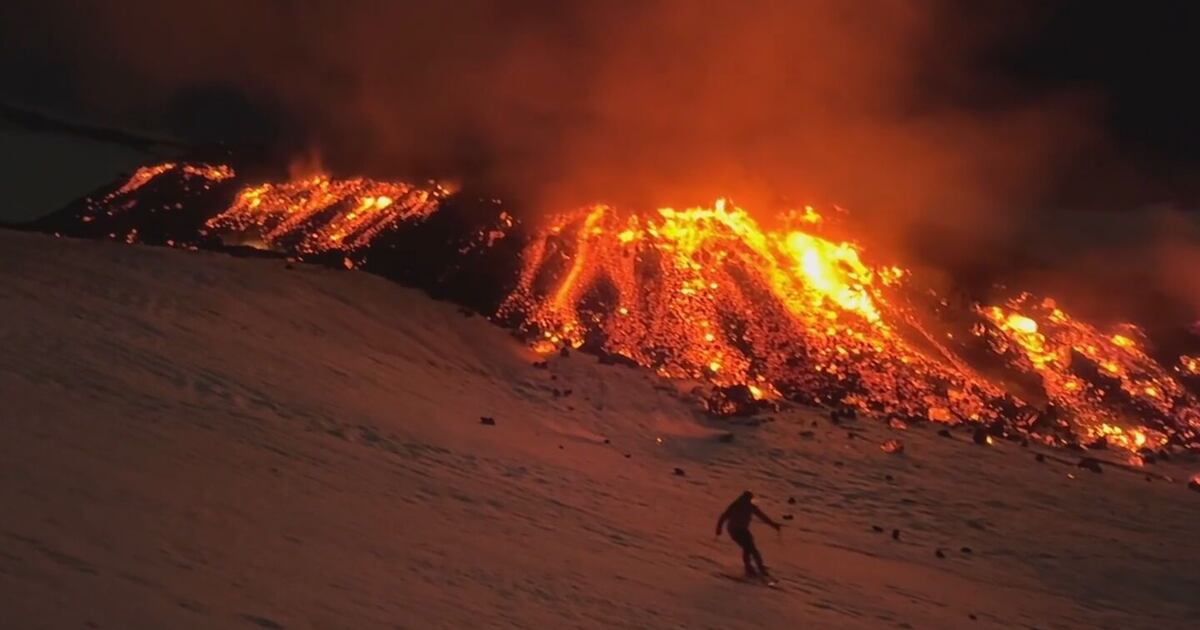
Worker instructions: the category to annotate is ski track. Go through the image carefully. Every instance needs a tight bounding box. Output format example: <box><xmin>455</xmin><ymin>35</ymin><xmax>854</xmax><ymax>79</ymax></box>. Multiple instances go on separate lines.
<box><xmin>1</xmin><ymin>230</ymin><xmax>1199</xmax><ymax>629</ymax></box>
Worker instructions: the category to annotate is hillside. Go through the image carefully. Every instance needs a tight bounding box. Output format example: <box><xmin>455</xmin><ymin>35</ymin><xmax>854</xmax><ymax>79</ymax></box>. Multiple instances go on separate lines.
<box><xmin>1</xmin><ymin>230</ymin><xmax>1198</xmax><ymax>629</ymax></box>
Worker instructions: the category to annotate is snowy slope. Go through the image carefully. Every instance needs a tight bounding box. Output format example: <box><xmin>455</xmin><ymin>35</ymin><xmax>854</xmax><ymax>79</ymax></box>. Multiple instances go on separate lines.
<box><xmin>1</xmin><ymin>230</ymin><xmax>1198</xmax><ymax>629</ymax></box>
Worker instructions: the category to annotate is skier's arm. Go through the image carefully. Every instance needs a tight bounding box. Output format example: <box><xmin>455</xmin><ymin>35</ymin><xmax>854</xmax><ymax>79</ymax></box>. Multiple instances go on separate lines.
<box><xmin>753</xmin><ymin>505</ymin><xmax>781</xmax><ymax>530</ymax></box>
<box><xmin>716</xmin><ymin>506</ymin><xmax>732</xmax><ymax>536</ymax></box>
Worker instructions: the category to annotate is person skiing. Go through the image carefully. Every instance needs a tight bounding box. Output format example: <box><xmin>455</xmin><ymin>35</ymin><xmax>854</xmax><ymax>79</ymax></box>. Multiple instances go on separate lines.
<box><xmin>716</xmin><ymin>490</ymin><xmax>781</xmax><ymax>578</ymax></box>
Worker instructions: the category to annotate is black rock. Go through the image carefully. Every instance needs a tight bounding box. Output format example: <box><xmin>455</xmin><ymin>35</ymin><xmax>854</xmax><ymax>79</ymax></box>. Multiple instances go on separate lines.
<box><xmin>673</xmin><ymin>467</ymin><xmax>686</xmax><ymax>476</ymax></box>
<box><xmin>716</xmin><ymin>433</ymin><xmax>735</xmax><ymax>443</ymax></box>
<box><xmin>871</xmin><ymin>525</ymin><xmax>884</xmax><ymax>533</ymax></box>
<box><xmin>787</xmin><ymin>497</ymin><xmax>796</xmax><ymax>505</ymax></box>
<box><xmin>1077</xmin><ymin>457</ymin><xmax>1104</xmax><ymax>473</ymax></box>
<box><xmin>705</xmin><ymin>384</ymin><xmax>773</xmax><ymax>417</ymax></box>
<box><xmin>935</xmin><ymin>549</ymin><xmax>946</xmax><ymax>559</ymax></box>
<box><xmin>562</xmin><ymin>389</ymin><xmax>573</xmax><ymax>397</ymax></box>
<box><xmin>1188</xmin><ymin>479</ymin><xmax>1200</xmax><ymax>493</ymax></box>
<box><xmin>623</xmin><ymin>453</ymin><xmax>631</xmax><ymax>458</ymax></box>
<box><xmin>479</xmin><ymin>416</ymin><xmax>496</xmax><ymax>426</ymax></box>
<box><xmin>782</xmin><ymin>514</ymin><xmax>794</xmax><ymax>521</ymax></box>
<box><xmin>968</xmin><ymin>613</ymin><xmax>977</xmax><ymax>621</ymax></box>
<box><xmin>559</xmin><ymin>346</ymin><xmax>571</xmax><ymax>358</ymax></box>
<box><xmin>799</xmin><ymin>430</ymin><xmax>816</xmax><ymax>439</ymax></box>
<box><xmin>972</xmin><ymin>427</ymin><xmax>991</xmax><ymax>445</ymax></box>
<box><xmin>1086</xmin><ymin>436</ymin><xmax>1109</xmax><ymax>450</ymax></box>
<box><xmin>960</xmin><ymin>546</ymin><xmax>972</xmax><ymax>554</ymax></box>
<box><xmin>532</xmin><ymin>361</ymin><xmax>549</xmax><ymax>369</ymax></box>
<box><xmin>603</xmin><ymin>438</ymin><xmax>611</xmax><ymax>444</ymax></box>
<box><xmin>1035</xmin><ymin>453</ymin><xmax>1045</xmax><ymax>463</ymax></box>
<box><xmin>937</xmin><ymin>429</ymin><xmax>952</xmax><ymax>438</ymax></box>
<box><xmin>892</xmin><ymin>529</ymin><xmax>901</xmax><ymax>540</ymax></box>
<box><xmin>834</xmin><ymin>461</ymin><xmax>844</xmax><ymax>468</ymax></box>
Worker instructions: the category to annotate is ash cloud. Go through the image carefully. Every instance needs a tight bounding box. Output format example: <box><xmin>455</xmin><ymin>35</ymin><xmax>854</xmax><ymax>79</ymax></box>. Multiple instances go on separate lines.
<box><xmin>4</xmin><ymin>0</ymin><xmax>1194</xmax><ymax>311</ymax></box>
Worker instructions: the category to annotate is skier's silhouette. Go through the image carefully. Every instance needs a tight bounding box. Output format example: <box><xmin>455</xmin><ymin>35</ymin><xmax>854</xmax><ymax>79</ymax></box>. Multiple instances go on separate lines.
<box><xmin>716</xmin><ymin>490</ymin><xmax>781</xmax><ymax>577</ymax></box>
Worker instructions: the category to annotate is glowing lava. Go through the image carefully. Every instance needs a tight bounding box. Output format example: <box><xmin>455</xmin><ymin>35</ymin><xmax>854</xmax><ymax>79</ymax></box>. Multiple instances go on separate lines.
<box><xmin>204</xmin><ymin>175</ymin><xmax>451</xmax><ymax>253</ymax></box>
<box><xmin>72</xmin><ymin>163</ymin><xmax>1200</xmax><ymax>451</ymax></box>
<box><xmin>500</xmin><ymin>199</ymin><xmax>1006</xmax><ymax>426</ymax></box>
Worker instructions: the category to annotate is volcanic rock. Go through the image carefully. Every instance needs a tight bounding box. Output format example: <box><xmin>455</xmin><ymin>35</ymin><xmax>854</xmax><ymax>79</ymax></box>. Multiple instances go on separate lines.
<box><xmin>1035</xmin><ymin>453</ymin><xmax>1045</xmax><ymax>463</ymax></box>
<box><xmin>595</xmin><ymin>349</ymin><xmax>639</xmax><ymax>368</ymax></box>
<box><xmin>787</xmin><ymin>497</ymin><xmax>796</xmax><ymax>505</ymax></box>
<box><xmin>961</xmin><ymin>547</ymin><xmax>973</xmax><ymax>554</ymax></box>
<box><xmin>532</xmin><ymin>361</ymin><xmax>549</xmax><ymax>369</ymax></box>
<box><xmin>881</xmin><ymin>439</ymin><xmax>904</xmax><ymax>454</ymax></box>
<box><xmin>782</xmin><ymin>514</ymin><xmax>794</xmax><ymax>521</ymax></box>
<box><xmin>704</xmin><ymin>384</ymin><xmax>772</xmax><ymax>417</ymax></box>
<box><xmin>479</xmin><ymin>416</ymin><xmax>496</xmax><ymax>426</ymax></box>
<box><xmin>1077</xmin><ymin>458</ymin><xmax>1104</xmax><ymax>473</ymax></box>
<box><xmin>1188</xmin><ymin>477</ymin><xmax>1200</xmax><ymax>493</ymax></box>
<box><xmin>559</xmin><ymin>346</ymin><xmax>570</xmax><ymax>358</ymax></box>
<box><xmin>937</xmin><ymin>429</ymin><xmax>952</xmax><ymax>438</ymax></box>
<box><xmin>871</xmin><ymin>525</ymin><xmax>884</xmax><ymax>533</ymax></box>
<box><xmin>892</xmin><ymin>529</ymin><xmax>901</xmax><ymax>540</ymax></box>
<box><xmin>935</xmin><ymin>549</ymin><xmax>946</xmax><ymax>559</ymax></box>
<box><xmin>673</xmin><ymin>467</ymin><xmax>685</xmax><ymax>476</ymax></box>
<box><xmin>972</xmin><ymin>427</ymin><xmax>991</xmax><ymax>445</ymax></box>
<box><xmin>888</xmin><ymin>417</ymin><xmax>908</xmax><ymax>430</ymax></box>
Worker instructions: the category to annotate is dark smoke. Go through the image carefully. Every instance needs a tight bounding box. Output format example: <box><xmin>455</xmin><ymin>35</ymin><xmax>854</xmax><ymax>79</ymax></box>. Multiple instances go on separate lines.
<box><xmin>3</xmin><ymin>0</ymin><xmax>1198</xmax><ymax>328</ymax></box>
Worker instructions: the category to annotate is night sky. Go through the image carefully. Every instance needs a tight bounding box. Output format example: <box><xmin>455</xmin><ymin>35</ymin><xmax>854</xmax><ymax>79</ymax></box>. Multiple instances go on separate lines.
<box><xmin>1</xmin><ymin>1</ymin><xmax>1197</xmax><ymax>224</ymax></box>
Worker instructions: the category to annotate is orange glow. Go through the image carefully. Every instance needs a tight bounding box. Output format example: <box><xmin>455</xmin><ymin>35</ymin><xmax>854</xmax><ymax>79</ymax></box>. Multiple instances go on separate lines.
<box><xmin>979</xmin><ymin>297</ymin><xmax>1185</xmax><ymax>449</ymax></box>
<box><xmin>85</xmin><ymin>162</ymin><xmax>1200</xmax><ymax>452</ymax></box>
<box><xmin>205</xmin><ymin>175</ymin><xmax>446</xmax><ymax>254</ymax></box>
<box><xmin>501</xmin><ymin>199</ymin><xmax>1009</xmax><ymax>428</ymax></box>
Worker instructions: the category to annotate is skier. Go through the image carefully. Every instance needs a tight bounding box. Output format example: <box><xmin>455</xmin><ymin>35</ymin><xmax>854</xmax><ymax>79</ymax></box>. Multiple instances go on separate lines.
<box><xmin>715</xmin><ymin>490</ymin><xmax>782</xmax><ymax>578</ymax></box>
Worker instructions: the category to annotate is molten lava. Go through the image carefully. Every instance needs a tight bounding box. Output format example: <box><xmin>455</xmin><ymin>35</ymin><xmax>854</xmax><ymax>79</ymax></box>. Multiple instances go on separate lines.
<box><xmin>499</xmin><ymin>200</ymin><xmax>1006</xmax><ymax>426</ymax></box>
<box><xmin>70</xmin><ymin>162</ymin><xmax>1200</xmax><ymax>452</ymax></box>
<box><xmin>500</xmin><ymin>198</ymin><xmax>1200</xmax><ymax>450</ymax></box>
<box><xmin>204</xmin><ymin>175</ymin><xmax>450</xmax><ymax>253</ymax></box>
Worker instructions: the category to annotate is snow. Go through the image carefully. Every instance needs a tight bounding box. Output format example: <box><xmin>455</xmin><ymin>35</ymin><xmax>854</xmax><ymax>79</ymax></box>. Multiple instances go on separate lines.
<box><xmin>1</xmin><ymin>229</ymin><xmax>1198</xmax><ymax>629</ymax></box>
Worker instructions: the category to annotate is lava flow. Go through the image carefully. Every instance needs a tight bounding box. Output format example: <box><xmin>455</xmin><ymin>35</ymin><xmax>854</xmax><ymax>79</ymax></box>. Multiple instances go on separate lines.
<box><xmin>500</xmin><ymin>199</ymin><xmax>1200</xmax><ymax>451</ymax></box>
<box><xmin>500</xmin><ymin>200</ymin><xmax>1006</xmax><ymax>423</ymax></box>
<box><xmin>203</xmin><ymin>175</ymin><xmax>452</xmax><ymax>254</ymax></box>
<box><xmin>49</xmin><ymin>162</ymin><xmax>1200</xmax><ymax>452</ymax></box>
